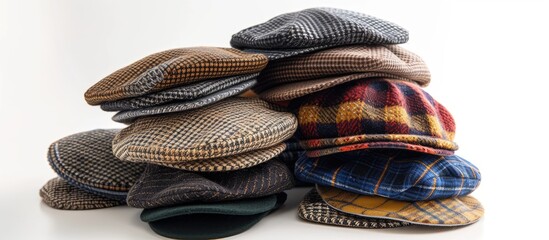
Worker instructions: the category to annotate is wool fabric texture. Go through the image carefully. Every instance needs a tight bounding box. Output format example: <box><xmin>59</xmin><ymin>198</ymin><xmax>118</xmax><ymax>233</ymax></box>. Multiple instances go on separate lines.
<box><xmin>289</xmin><ymin>78</ymin><xmax>458</xmax><ymax>156</ymax></box>
<box><xmin>318</xmin><ymin>185</ymin><xmax>484</xmax><ymax>226</ymax></box>
<box><xmin>298</xmin><ymin>189</ymin><xmax>410</xmax><ymax>228</ymax></box>
<box><xmin>40</xmin><ymin>178</ymin><xmax>124</xmax><ymax>210</ymax></box>
<box><xmin>127</xmin><ymin>160</ymin><xmax>294</xmax><ymax>208</ymax></box>
<box><xmin>231</xmin><ymin>7</ymin><xmax>408</xmax><ymax>60</ymax></box>
<box><xmin>47</xmin><ymin>129</ymin><xmax>145</xmax><ymax>201</ymax></box>
<box><xmin>85</xmin><ymin>47</ymin><xmax>268</xmax><ymax>105</ymax></box>
<box><xmin>113</xmin><ymin>97</ymin><xmax>297</xmax><ymax>162</ymax></box>
<box><xmin>295</xmin><ymin>150</ymin><xmax>481</xmax><ymax>201</ymax></box>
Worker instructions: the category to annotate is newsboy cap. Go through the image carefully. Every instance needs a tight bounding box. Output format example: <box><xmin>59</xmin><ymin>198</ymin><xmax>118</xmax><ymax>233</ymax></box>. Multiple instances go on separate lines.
<box><xmin>40</xmin><ymin>177</ymin><xmax>124</xmax><ymax>210</ymax></box>
<box><xmin>48</xmin><ymin>129</ymin><xmax>145</xmax><ymax>201</ymax></box>
<box><xmin>141</xmin><ymin>193</ymin><xmax>286</xmax><ymax>239</ymax></box>
<box><xmin>289</xmin><ymin>78</ymin><xmax>458</xmax><ymax>156</ymax></box>
<box><xmin>317</xmin><ymin>185</ymin><xmax>484</xmax><ymax>226</ymax></box>
<box><xmin>295</xmin><ymin>150</ymin><xmax>481</xmax><ymax>201</ymax></box>
<box><xmin>127</xmin><ymin>160</ymin><xmax>293</xmax><ymax>208</ymax></box>
<box><xmin>113</xmin><ymin>97</ymin><xmax>297</xmax><ymax>162</ymax></box>
<box><xmin>231</xmin><ymin>7</ymin><xmax>408</xmax><ymax>60</ymax></box>
<box><xmin>255</xmin><ymin>45</ymin><xmax>431</xmax><ymax>101</ymax></box>
<box><xmin>85</xmin><ymin>47</ymin><xmax>268</xmax><ymax>105</ymax></box>
<box><xmin>298</xmin><ymin>189</ymin><xmax>409</xmax><ymax>228</ymax></box>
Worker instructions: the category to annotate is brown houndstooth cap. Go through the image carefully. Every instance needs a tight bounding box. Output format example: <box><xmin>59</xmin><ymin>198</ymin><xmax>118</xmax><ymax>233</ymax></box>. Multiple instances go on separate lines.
<box><xmin>112</xmin><ymin>97</ymin><xmax>297</xmax><ymax>162</ymax></box>
<box><xmin>85</xmin><ymin>47</ymin><xmax>268</xmax><ymax>105</ymax></box>
<box><xmin>40</xmin><ymin>178</ymin><xmax>124</xmax><ymax>210</ymax></box>
<box><xmin>256</xmin><ymin>45</ymin><xmax>430</xmax><ymax>101</ymax></box>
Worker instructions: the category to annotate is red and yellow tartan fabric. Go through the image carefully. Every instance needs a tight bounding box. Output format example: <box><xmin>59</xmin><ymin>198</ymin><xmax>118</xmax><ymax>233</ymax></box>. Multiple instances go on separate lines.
<box><xmin>288</xmin><ymin>78</ymin><xmax>457</xmax><ymax>156</ymax></box>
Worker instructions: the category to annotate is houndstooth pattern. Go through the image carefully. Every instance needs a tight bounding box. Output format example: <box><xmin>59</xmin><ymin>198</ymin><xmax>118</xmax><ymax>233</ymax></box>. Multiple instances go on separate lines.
<box><xmin>231</xmin><ymin>8</ymin><xmax>408</xmax><ymax>50</ymax></box>
<box><xmin>84</xmin><ymin>47</ymin><xmax>268</xmax><ymax>105</ymax></box>
<box><xmin>298</xmin><ymin>189</ymin><xmax>410</xmax><ymax>228</ymax></box>
<box><xmin>111</xmin><ymin>80</ymin><xmax>256</xmax><ymax>123</ymax></box>
<box><xmin>127</xmin><ymin>160</ymin><xmax>294</xmax><ymax>208</ymax></box>
<box><xmin>113</xmin><ymin>97</ymin><xmax>297</xmax><ymax>162</ymax></box>
<box><xmin>101</xmin><ymin>73</ymin><xmax>258</xmax><ymax>111</ymax></box>
<box><xmin>40</xmin><ymin>178</ymin><xmax>124</xmax><ymax>210</ymax></box>
<box><xmin>47</xmin><ymin>129</ymin><xmax>145</xmax><ymax>192</ymax></box>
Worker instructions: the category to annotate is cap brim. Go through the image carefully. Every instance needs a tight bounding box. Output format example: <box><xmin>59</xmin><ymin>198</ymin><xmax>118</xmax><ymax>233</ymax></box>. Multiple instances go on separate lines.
<box><xmin>40</xmin><ymin>178</ymin><xmax>124</xmax><ymax>210</ymax></box>
<box><xmin>112</xmin><ymin>80</ymin><xmax>256</xmax><ymax>123</ymax></box>
<box><xmin>316</xmin><ymin>185</ymin><xmax>484</xmax><ymax>227</ymax></box>
<box><xmin>306</xmin><ymin>141</ymin><xmax>455</xmax><ymax>157</ymax></box>
<box><xmin>141</xmin><ymin>193</ymin><xmax>287</xmax><ymax>239</ymax></box>
<box><xmin>241</xmin><ymin>45</ymin><xmax>331</xmax><ymax>61</ymax></box>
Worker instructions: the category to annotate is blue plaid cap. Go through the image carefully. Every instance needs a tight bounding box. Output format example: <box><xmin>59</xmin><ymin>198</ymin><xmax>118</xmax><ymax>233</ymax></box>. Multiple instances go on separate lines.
<box><xmin>295</xmin><ymin>150</ymin><xmax>481</xmax><ymax>201</ymax></box>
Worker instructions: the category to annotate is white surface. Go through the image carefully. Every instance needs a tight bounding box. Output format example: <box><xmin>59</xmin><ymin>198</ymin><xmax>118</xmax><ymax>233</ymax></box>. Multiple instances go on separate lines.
<box><xmin>1</xmin><ymin>0</ymin><xmax>547</xmax><ymax>239</ymax></box>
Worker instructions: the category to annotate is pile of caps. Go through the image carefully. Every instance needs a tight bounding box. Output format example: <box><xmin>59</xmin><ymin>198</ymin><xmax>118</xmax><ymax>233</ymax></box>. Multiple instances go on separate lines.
<box><xmin>40</xmin><ymin>7</ymin><xmax>483</xmax><ymax>239</ymax></box>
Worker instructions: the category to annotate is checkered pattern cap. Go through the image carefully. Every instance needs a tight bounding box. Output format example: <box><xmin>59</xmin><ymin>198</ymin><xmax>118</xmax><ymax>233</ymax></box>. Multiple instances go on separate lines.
<box><xmin>111</xmin><ymin>80</ymin><xmax>256</xmax><ymax>124</ymax></box>
<box><xmin>231</xmin><ymin>7</ymin><xmax>408</xmax><ymax>60</ymax></box>
<box><xmin>47</xmin><ymin>129</ymin><xmax>145</xmax><ymax>200</ymax></box>
<box><xmin>298</xmin><ymin>189</ymin><xmax>410</xmax><ymax>228</ymax></box>
<box><xmin>84</xmin><ymin>47</ymin><xmax>268</xmax><ymax>105</ymax></box>
<box><xmin>101</xmin><ymin>73</ymin><xmax>258</xmax><ymax>111</ymax></box>
<box><xmin>113</xmin><ymin>97</ymin><xmax>297</xmax><ymax>162</ymax></box>
<box><xmin>40</xmin><ymin>178</ymin><xmax>124</xmax><ymax>210</ymax></box>
<box><xmin>290</xmin><ymin>78</ymin><xmax>458</xmax><ymax>156</ymax></box>
<box><xmin>127</xmin><ymin>160</ymin><xmax>294</xmax><ymax>208</ymax></box>
<box><xmin>132</xmin><ymin>143</ymin><xmax>286</xmax><ymax>172</ymax></box>
<box><xmin>318</xmin><ymin>185</ymin><xmax>484</xmax><ymax>226</ymax></box>
<box><xmin>255</xmin><ymin>45</ymin><xmax>431</xmax><ymax>100</ymax></box>
<box><xmin>295</xmin><ymin>150</ymin><xmax>481</xmax><ymax>201</ymax></box>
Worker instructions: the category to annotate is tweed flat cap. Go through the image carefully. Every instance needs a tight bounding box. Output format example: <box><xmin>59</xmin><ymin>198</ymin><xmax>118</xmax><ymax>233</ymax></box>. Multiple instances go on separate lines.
<box><xmin>296</xmin><ymin>150</ymin><xmax>481</xmax><ymax>201</ymax></box>
<box><xmin>318</xmin><ymin>186</ymin><xmax>484</xmax><ymax>226</ymax></box>
<box><xmin>141</xmin><ymin>193</ymin><xmax>286</xmax><ymax>239</ymax></box>
<box><xmin>289</xmin><ymin>78</ymin><xmax>457</xmax><ymax>156</ymax></box>
<box><xmin>48</xmin><ymin>129</ymin><xmax>145</xmax><ymax>201</ymax></box>
<box><xmin>100</xmin><ymin>73</ymin><xmax>258</xmax><ymax>111</ymax></box>
<box><xmin>142</xmin><ymin>143</ymin><xmax>286</xmax><ymax>172</ymax></box>
<box><xmin>113</xmin><ymin>97</ymin><xmax>297</xmax><ymax>162</ymax></box>
<box><xmin>127</xmin><ymin>160</ymin><xmax>293</xmax><ymax>208</ymax></box>
<box><xmin>298</xmin><ymin>189</ymin><xmax>410</xmax><ymax>228</ymax></box>
<box><xmin>273</xmin><ymin>138</ymin><xmax>311</xmax><ymax>187</ymax></box>
<box><xmin>111</xmin><ymin>80</ymin><xmax>256</xmax><ymax>123</ymax></box>
<box><xmin>84</xmin><ymin>47</ymin><xmax>268</xmax><ymax>105</ymax></box>
<box><xmin>231</xmin><ymin>7</ymin><xmax>408</xmax><ymax>60</ymax></box>
<box><xmin>40</xmin><ymin>178</ymin><xmax>124</xmax><ymax>210</ymax></box>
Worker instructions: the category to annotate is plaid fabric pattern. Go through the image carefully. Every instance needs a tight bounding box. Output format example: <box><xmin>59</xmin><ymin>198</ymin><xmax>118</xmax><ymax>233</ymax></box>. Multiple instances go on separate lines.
<box><xmin>143</xmin><ymin>143</ymin><xmax>286</xmax><ymax>172</ymax></box>
<box><xmin>40</xmin><ymin>178</ymin><xmax>124</xmax><ymax>210</ymax></box>
<box><xmin>101</xmin><ymin>73</ymin><xmax>258</xmax><ymax>111</ymax></box>
<box><xmin>298</xmin><ymin>189</ymin><xmax>410</xmax><ymax>228</ymax></box>
<box><xmin>113</xmin><ymin>97</ymin><xmax>297</xmax><ymax>162</ymax></box>
<box><xmin>318</xmin><ymin>186</ymin><xmax>484</xmax><ymax>226</ymax></box>
<box><xmin>231</xmin><ymin>8</ymin><xmax>408</xmax><ymax>60</ymax></box>
<box><xmin>255</xmin><ymin>45</ymin><xmax>431</xmax><ymax>97</ymax></box>
<box><xmin>127</xmin><ymin>160</ymin><xmax>294</xmax><ymax>208</ymax></box>
<box><xmin>85</xmin><ymin>47</ymin><xmax>268</xmax><ymax>105</ymax></box>
<box><xmin>47</xmin><ymin>129</ymin><xmax>145</xmax><ymax>200</ymax></box>
<box><xmin>296</xmin><ymin>150</ymin><xmax>480</xmax><ymax>201</ymax></box>
<box><xmin>289</xmin><ymin>78</ymin><xmax>458</xmax><ymax>156</ymax></box>
<box><xmin>111</xmin><ymin>80</ymin><xmax>256</xmax><ymax>123</ymax></box>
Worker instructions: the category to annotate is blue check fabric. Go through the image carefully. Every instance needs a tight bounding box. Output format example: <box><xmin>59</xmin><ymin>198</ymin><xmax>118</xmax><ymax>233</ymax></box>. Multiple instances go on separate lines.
<box><xmin>295</xmin><ymin>150</ymin><xmax>481</xmax><ymax>201</ymax></box>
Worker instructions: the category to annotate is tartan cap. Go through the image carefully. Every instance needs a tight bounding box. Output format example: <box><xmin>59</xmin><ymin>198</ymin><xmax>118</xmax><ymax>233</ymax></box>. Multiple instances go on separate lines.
<box><xmin>295</xmin><ymin>150</ymin><xmax>481</xmax><ymax>201</ymax></box>
<box><xmin>231</xmin><ymin>7</ymin><xmax>408</xmax><ymax>60</ymax></box>
<box><xmin>127</xmin><ymin>160</ymin><xmax>293</xmax><ymax>208</ymax></box>
<box><xmin>135</xmin><ymin>143</ymin><xmax>286</xmax><ymax>172</ymax></box>
<box><xmin>141</xmin><ymin>193</ymin><xmax>286</xmax><ymax>239</ymax></box>
<box><xmin>298</xmin><ymin>189</ymin><xmax>410</xmax><ymax>228</ymax></box>
<box><xmin>318</xmin><ymin>185</ymin><xmax>484</xmax><ymax>226</ymax></box>
<box><xmin>100</xmin><ymin>73</ymin><xmax>258</xmax><ymax>111</ymax></box>
<box><xmin>47</xmin><ymin>129</ymin><xmax>145</xmax><ymax>201</ymax></box>
<box><xmin>84</xmin><ymin>47</ymin><xmax>268</xmax><ymax>105</ymax></box>
<box><xmin>290</xmin><ymin>78</ymin><xmax>458</xmax><ymax>156</ymax></box>
<box><xmin>40</xmin><ymin>178</ymin><xmax>124</xmax><ymax>210</ymax></box>
<box><xmin>256</xmin><ymin>45</ymin><xmax>431</xmax><ymax>101</ymax></box>
<box><xmin>111</xmin><ymin>80</ymin><xmax>256</xmax><ymax>123</ymax></box>
<box><xmin>113</xmin><ymin>97</ymin><xmax>297</xmax><ymax>162</ymax></box>
<box><xmin>273</xmin><ymin>137</ymin><xmax>312</xmax><ymax>187</ymax></box>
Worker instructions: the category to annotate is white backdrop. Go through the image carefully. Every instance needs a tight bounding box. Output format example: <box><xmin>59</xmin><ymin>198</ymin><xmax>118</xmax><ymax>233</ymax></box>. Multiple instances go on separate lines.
<box><xmin>1</xmin><ymin>0</ymin><xmax>548</xmax><ymax>239</ymax></box>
